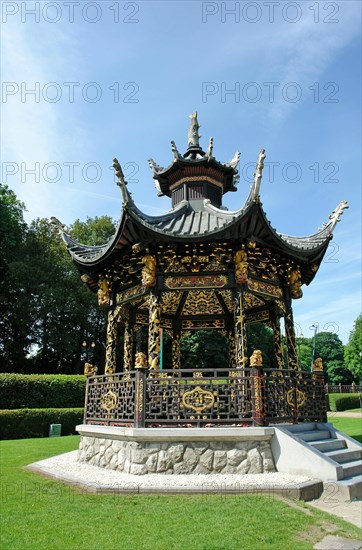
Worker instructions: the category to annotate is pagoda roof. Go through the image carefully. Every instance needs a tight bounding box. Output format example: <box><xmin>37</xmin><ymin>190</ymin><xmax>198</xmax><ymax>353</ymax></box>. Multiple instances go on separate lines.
<box><xmin>58</xmin><ymin>166</ymin><xmax>348</xmax><ymax>286</ymax></box>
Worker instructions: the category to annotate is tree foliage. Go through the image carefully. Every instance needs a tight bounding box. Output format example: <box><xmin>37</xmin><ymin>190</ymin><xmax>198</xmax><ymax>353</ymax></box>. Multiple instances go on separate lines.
<box><xmin>344</xmin><ymin>314</ymin><xmax>362</xmax><ymax>382</ymax></box>
<box><xmin>315</xmin><ymin>331</ymin><xmax>352</xmax><ymax>384</ymax></box>
<box><xmin>0</xmin><ymin>186</ymin><xmax>115</xmax><ymax>374</ymax></box>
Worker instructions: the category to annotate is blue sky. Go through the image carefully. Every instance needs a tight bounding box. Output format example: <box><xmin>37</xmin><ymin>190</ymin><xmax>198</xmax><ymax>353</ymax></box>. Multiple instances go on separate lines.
<box><xmin>1</xmin><ymin>0</ymin><xmax>361</xmax><ymax>343</ymax></box>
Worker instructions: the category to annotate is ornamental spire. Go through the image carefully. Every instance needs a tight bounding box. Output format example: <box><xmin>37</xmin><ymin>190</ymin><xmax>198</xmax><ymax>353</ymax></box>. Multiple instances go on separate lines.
<box><xmin>187</xmin><ymin>112</ymin><xmax>201</xmax><ymax>148</ymax></box>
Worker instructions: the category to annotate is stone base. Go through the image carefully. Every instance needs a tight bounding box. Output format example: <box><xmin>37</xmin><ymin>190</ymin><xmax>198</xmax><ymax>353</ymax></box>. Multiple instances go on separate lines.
<box><xmin>76</xmin><ymin>425</ymin><xmax>276</xmax><ymax>475</ymax></box>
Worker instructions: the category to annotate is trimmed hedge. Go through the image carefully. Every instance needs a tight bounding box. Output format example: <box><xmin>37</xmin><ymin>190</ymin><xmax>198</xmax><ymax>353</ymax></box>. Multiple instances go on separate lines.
<box><xmin>327</xmin><ymin>393</ymin><xmax>361</xmax><ymax>412</ymax></box>
<box><xmin>0</xmin><ymin>374</ymin><xmax>85</xmax><ymax>409</ymax></box>
<box><xmin>0</xmin><ymin>408</ymin><xmax>84</xmax><ymax>440</ymax></box>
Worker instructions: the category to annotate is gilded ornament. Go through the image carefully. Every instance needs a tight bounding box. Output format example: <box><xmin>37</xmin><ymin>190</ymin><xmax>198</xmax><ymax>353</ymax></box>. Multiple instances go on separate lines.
<box><xmin>234</xmin><ymin>249</ymin><xmax>248</xmax><ymax>284</ymax></box>
<box><xmin>288</xmin><ymin>266</ymin><xmax>303</xmax><ymax>299</ymax></box>
<box><xmin>182</xmin><ymin>386</ymin><xmax>215</xmax><ymax>413</ymax></box>
<box><xmin>98</xmin><ymin>277</ymin><xmax>110</xmax><ymax>307</ymax></box>
<box><xmin>286</xmin><ymin>388</ymin><xmax>306</xmax><ymax>409</ymax></box>
<box><xmin>84</xmin><ymin>363</ymin><xmax>97</xmax><ymax>377</ymax></box>
<box><xmin>141</xmin><ymin>255</ymin><xmax>157</xmax><ymax>287</ymax></box>
<box><xmin>100</xmin><ymin>390</ymin><xmax>118</xmax><ymax>413</ymax></box>
<box><xmin>312</xmin><ymin>357</ymin><xmax>323</xmax><ymax>372</ymax></box>
<box><xmin>135</xmin><ymin>352</ymin><xmax>147</xmax><ymax>369</ymax></box>
<box><xmin>250</xmin><ymin>349</ymin><xmax>263</xmax><ymax>367</ymax></box>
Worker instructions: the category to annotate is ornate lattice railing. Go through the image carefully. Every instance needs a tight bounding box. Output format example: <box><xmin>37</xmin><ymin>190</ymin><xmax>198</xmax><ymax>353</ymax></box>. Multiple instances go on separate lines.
<box><xmin>84</xmin><ymin>368</ymin><xmax>327</xmax><ymax>427</ymax></box>
<box><xmin>84</xmin><ymin>372</ymin><xmax>136</xmax><ymax>426</ymax></box>
<box><xmin>264</xmin><ymin>369</ymin><xmax>327</xmax><ymax>423</ymax></box>
<box><xmin>144</xmin><ymin>368</ymin><xmax>254</xmax><ymax>426</ymax></box>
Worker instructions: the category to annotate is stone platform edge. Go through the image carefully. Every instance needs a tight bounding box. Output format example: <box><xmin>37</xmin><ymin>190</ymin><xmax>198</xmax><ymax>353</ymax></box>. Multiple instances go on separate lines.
<box><xmin>26</xmin><ymin>462</ymin><xmax>323</xmax><ymax>501</ymax></box>
<box><xmin>76</xmin><ymin>425</ymin><xmax>275</xmax><ymax>442</ymax></box>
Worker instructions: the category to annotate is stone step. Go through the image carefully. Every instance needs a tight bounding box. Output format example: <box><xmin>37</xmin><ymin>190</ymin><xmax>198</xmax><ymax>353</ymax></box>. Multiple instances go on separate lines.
<box><xmin>297</xmin><ymin>430</ymin><xmax>331</xmax><ymax>442</ymax></box>
<box><xmin>341</xmin><ymin>459</ymin><xmax>362</xmax><ymax>479</ymax></box>
<box><xmin>326</xmin><ymin>448</ymin><xmax>361</xmax><ymax>464</ymax></box>
<box><xmin>285</xmin><ymin>422</ymin><xmax>318</xmax><ymax>433</ymax></box>
<box><xmin>310</xmin><ymin>439</ymin><xmax>346</xmax><ymax>452</ymax></box>
<box><xmin>330</xmin><ymin>475</ymin><xmax>362</xmax><ymax>501</ymax></box>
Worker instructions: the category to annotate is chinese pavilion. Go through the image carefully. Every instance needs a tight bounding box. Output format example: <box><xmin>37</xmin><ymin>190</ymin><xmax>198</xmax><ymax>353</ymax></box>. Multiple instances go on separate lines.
<box><xmin>58</xmin><ymin>113</ymin><xmax>348</xmax><ymax>428</ymax></box>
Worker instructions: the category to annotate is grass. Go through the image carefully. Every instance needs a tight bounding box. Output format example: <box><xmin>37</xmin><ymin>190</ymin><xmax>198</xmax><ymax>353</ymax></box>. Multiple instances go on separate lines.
<box><xmin>1</xmin><ymin>437</ymin><xmax>362</xmax><ymax>550</ymax></box>
<box><xmin>327</xmin><ymin>415</ymin><xmax>362</xmax><ymax>443</ymax></box>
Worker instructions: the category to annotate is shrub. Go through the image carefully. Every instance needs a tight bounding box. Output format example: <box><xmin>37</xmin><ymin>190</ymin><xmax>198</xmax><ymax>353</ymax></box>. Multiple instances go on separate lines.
<box><xmin>327</xmin><ymin>393</ymin><xmax>361</xmax><ymax>411</ymax></box>
<box><xmin>0</xmin><ymin>374</ymin><xmax>85</xmax><ymax>409</ymax></box>
<box><xmin>0</xmin><ymin>408</ymin><xmax>84</xmax><ymax>440</ymax></box>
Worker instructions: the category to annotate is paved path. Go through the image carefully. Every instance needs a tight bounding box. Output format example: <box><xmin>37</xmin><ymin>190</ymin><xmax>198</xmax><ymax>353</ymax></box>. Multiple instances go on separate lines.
<box><xmin>328</xmin><ymin>412</ymin><xmax>362</xmax><ymax>418</ymax></box>
<box><xmin>308</xmin><ymin>498</ymin><xmax>362</xmax><ymax>529</ymax></box>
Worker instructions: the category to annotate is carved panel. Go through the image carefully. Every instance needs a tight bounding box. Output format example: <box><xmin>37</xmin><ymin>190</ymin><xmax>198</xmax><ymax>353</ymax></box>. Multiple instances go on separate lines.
<box><xmin>247</xmin><ymin>279</ymin><xmax>283</xmax><ymax>298</ymax></box>
<box><xmin>161</xmin><ymin>291</ymin><xmax>182</xmax><ymax>315</ymax></box>
<box><xmin>182</xmin><ymin>290</ymin><xmax>223</xmax><ymax>316</ymax></box>
<box><xmin>165</xmin><ymin>275</ymin><xmax>228</xmax><ymax>290</ymax></box>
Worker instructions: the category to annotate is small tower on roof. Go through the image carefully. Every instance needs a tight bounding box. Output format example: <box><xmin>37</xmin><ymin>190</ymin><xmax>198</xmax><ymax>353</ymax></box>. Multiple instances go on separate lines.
<box><xmin>148</xmin><ymin>112</ymin><xmax>240</xmax><ymax>208</ymax></box>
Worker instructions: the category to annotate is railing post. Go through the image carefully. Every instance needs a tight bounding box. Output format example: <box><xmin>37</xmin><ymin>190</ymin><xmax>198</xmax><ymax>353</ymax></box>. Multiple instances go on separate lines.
<box><xmin>250</xmin><ymin>350</ymin><xmax>266</xmax><ymax>427</ymax></box>
<box><xmin>83</xmin><ymin>377</ymin><xmax>90</xmax><ymax>424</ymax></box>
<box><xmin>135</xmin><ymin>368</ymin><xmax>146</xmax><ymax>428</ymax></box>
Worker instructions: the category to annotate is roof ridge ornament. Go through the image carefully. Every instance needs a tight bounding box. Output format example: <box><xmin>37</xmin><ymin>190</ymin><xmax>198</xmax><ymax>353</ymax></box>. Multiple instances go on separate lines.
<box><xmin>206</xmin><ymin>137</ymin><xmax>213</xmax><ymax>160</ymax></box>
<box><xmin>327</xmin><ymin>199</ymin><xmax>349</xmax><ymax>230</ymax></box>
<box><xmin>148</xmin><ymin>158</ymin><xmax>164</xmax><ymax>174</ymax></box>
<box><xmin>113</xmin><ymin>157</ymin><xmax>130</xmax><ymax>206</ymax></box>
<box><xmin>171</xmin><ymin>140</ymin><xmax>182</xmax><ymax>160</ymax></box>
<box><xmin>187</xmin><ymin>112</ymin><xmax>201</xmax><ymax>148</ymax></box>
<box><xmin>225</xmin><ymin>150</ymin><xmax>241</xmax><ymax>170</ymax></box>
<box><xmin>252</xmin><ymin>149</ymin><xmax>266</xmax><ymax>201</ymax></box>
<box><xmin>113</xmin><ymin>158</ymin><xmax>127</xmax><ymax>186</ymax></box>
<box><xmin>50</xmin><ymin>216</ymin><xmax>66</xmax><ymax>231</ymax></box>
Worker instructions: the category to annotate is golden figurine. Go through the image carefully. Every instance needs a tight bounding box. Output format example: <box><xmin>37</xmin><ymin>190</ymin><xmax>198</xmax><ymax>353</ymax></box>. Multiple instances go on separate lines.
<box><xmin>287</xmin><ymin>266</ymin><xmax>303</xmax><ymax>299</ymax></box>
<box><xmin>84</xmin><ymin>363</ymin><xmax>97</xmax><ymax>377</ymax></box>
<box><xmin>141</xmin><ymin>254</ymin><xmax>157</xmax><ymax>287</ymax></box>
<box><xmin>234</xmin><ymin>249</ymin><xmax>248</xmax><ymax>284</ymax></box>
<box><xmin>135</xmin><ymin>352</ymin><xmax>147</xmax><ymax>369</ymax></box>
<box><xmin>97</xmin><ymin>277</ymin><xmax>110</xmax><ymax>306</ymax></box>
<box><xmin>250</xmin><ymin>349</ymin><xmax>263</xmax><ymax>367</ymax></box>
<box><xmin>313</xmin><ymin>357</ymin><xmax>323</xmax><ymax>372</ymax></box>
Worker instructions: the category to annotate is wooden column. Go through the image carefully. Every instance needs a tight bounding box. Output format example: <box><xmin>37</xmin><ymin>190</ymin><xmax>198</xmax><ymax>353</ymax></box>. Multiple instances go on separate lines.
<box><xmin>104</xmin><ymin>309</ymin><xmax>118</xmax><ymax>374</ymax></box>
<box><xmin>234</xmin><ymin>290</ymin><xmax>247</xmax><ymax>370</ymax></box>
<box><xmin>148</xmin><ymin>292</ymin><xmax>161</xmax><ymax>371</ymax></box>
<box><xmin>270</xmin><ymin>310</ymin><xmax>285</xmax><ymax>369</ymax></box>
<box><xmin>123</xmin><ymin>321</ymin><xmax>134</xmax><ymax>372</ymax></box>
<box><xmin>228</xmin><ymin>328</ymin><xmax>237</xmax><ymax>369</ymax></box>
<box><xmin>284</xmin><ymin>299</ymin><xmax>300</xmax><ymax>370</ymax></box>
<box><xmin>172</xmin><ymin>330</ymin><xmax>181</xmax><ymax>371</ymax></box>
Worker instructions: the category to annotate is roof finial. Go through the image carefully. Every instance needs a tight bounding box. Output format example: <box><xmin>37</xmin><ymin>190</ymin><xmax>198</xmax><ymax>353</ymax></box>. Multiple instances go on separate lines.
<box><xmin>187</xmin><ymin>112</ymin><xmax>201</xmax><ymax>148</ymax></box>
<box><xmin>252</xmin><ymin>149</ymin><xmax>266</xmax><ymax>199</ymax></box>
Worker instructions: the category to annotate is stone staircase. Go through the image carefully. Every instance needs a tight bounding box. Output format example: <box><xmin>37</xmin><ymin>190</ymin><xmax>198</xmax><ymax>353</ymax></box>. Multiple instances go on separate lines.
<box><xmin>284</xmin><ymin>422</ymin><xmax>362</xmax><ymax>501</ymax></box>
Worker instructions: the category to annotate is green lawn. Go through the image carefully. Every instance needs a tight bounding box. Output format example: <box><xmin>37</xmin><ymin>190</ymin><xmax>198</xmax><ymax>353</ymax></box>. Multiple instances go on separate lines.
<box><xmin>327</xmin><ymin>415</ymin><xmax>362</xmax><ymax>443</ymax></box>
<box><xmin>1</xmin><ymin>437</ymin><xmax>361</xmax><ymax>550</ymax></box>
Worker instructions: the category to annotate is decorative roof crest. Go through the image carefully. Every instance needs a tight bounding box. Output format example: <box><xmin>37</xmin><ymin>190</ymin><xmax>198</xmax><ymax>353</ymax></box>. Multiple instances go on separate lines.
<box><xmin>252</xmin><ymin>149</ymin><xmax>266</xmax><ymax>200</ymax></box>
<box><xmin>187</xmin><ymin>111</ymin><xmax>201</xmax><ymax>148</ymax></box>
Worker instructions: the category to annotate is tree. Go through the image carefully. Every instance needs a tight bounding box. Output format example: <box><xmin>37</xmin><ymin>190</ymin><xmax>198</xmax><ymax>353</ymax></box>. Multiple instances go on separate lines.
<box><xmin>344</xmin><ymin>315</ymin><xmax>362</xmax><ymax>382</ymax></box>
<box><xmin>246</xmin><ymin>323</ymin><xmax>275</xmax><ymax>368</ymax></box>
<box><xmin>315</xmin><ymin>331</ymin><xmax>352</xmax><ymax>384</ymax></box>
<box><xmin>0</xmin><ymin>185</ymin><xmax>29</xmax><ymax>370</ymax></box>
<box><xmin>70</xmin><ymin>216</ymin><xmax>115</xmax><ymax>246</ymax></box>
<box><xmin>0</xmin><ymin>189</ymin><xmax>116</xmax><ymax>374</ymax></box>
<box><xmin>181</xmin><ymin>330</ymin><xmax>229</xmax><ymax>370</ymax></box>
